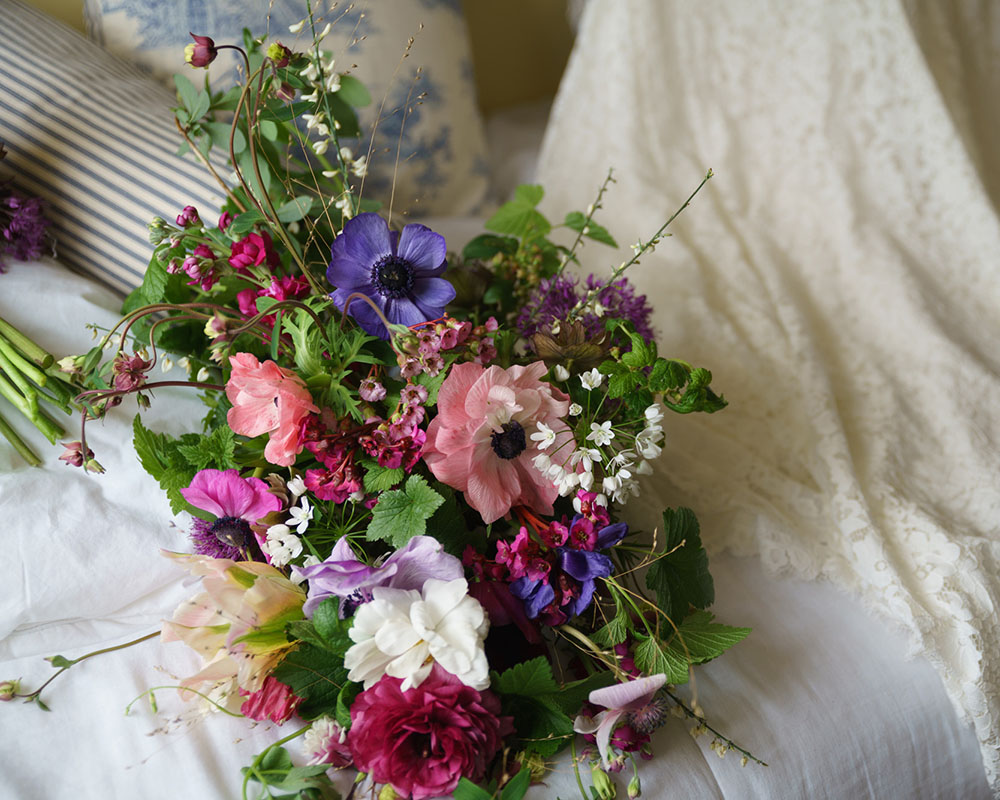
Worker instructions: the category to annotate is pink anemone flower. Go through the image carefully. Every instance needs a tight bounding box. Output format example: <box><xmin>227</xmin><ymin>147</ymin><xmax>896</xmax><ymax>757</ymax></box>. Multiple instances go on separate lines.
<box><xmin>422</xmin><ymin>361</ymin><xmax>572</xmax><ymax>524</ymax></box>
<box><xmin>573</xmin><ymin>673</ymin><xmax>667</xmax><ymax>768</ymax></box>
<box><xmin>226</xmin><ymin>353</ymin><xmax>318</xmax><ymax>466</ymax></box>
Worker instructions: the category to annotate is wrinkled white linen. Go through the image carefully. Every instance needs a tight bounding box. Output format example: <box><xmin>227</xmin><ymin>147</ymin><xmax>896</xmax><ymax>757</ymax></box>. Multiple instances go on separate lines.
<box><xmin>538</xmin><ymin>0</ymin><xmax>1000</xmax><ymax>791</ymax></box>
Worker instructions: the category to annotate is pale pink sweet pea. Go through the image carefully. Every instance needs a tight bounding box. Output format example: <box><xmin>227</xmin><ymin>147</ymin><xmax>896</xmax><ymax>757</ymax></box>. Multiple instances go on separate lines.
<box><xmin>226</xmin><ymin>353</ymin><xmax>318</xmax><ymax>466</ymax></box>
<box><xmin>423</xmin><ymin>361</ymin><xmax>573</xmax><ymax>523</ymax></box>
<box><xmin>573</xmin><ymin>673</ymin><xmax>667</xmax><ymax>768</ymax></box>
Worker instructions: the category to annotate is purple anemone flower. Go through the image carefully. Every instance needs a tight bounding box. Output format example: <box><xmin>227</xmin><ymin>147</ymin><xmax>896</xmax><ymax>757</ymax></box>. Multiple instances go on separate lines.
<box><xmin>293</xmin><ymin>534</ymin><xmax>463</xmax><ymax>617</ymax></box>
<box><xmin>326</xmin><ymin>213</ymin><xmax>456</xmax><ymax>339</ymax></box>
<box><xmin>180</xmin><ymin>468</ymin><xmax>282</xmax><ymax>561</ymax></box>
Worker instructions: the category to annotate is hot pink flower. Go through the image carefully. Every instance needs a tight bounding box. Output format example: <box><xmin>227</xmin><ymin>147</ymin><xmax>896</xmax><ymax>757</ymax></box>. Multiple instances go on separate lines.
<box><xmin>423</xmin><ymin>361</ymin><xmax>572</xmax><ymax>523</ymax></box>
<box><xmin>348</xmin><ymin>664</ymin><xmax>511</xmax><ymax>800</ymax></box>
<box><xmin>229</xmin><ymin>231</ymin><xmax>280</xmax><ymax>273</ymax></box>
<box><xmin>226</xmin><ymin>353</ymin><xmax>318</xmax><ymax>466</ymax></box>
<box><xmin>239</xmin><ymin>676</ymin><xmax>302</xmax><ymax>724</ymax></box>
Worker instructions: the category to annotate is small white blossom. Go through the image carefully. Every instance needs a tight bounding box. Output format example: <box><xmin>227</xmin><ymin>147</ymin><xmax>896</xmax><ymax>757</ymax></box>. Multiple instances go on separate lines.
<box><xmin>312</xmin><ymin>138</ymin><xmax>330</xmax><ymax>155</ymax></box>
<box><xmin>317</xmin><ymin>22</ymin><xmax>332</xmax><ymax>40</ymax></box>
<box><xmin>602</xmin><ymin>474</ymin><xmax>621</xmax><ymax>495</ymax></box>
<box><xmin>300</xmin><ymin>60</ymin><xmax>320</xmax><ymax>81</ymax></box>
<box><xmin>288</xmin><ymin>498</ymin><xmax>313</xmax><ymax>534</ymax></box>
<box><xmin>556</xmin><ymin>470</ymin><xmax>580</xmax><ymax>495</ymax></box>
<box><xmin>568</xmin><ymin>402</ymin><xmax>583</xmax><ymax>416</ymax></box>
<box><xmin>532</xmin><ymin>453</ymin><xmax>551</xmax><ymax>472</ymax></box>
<box><xmin>196</xmin><ymin>367</ymin><xmax>210</xmax><ymax>382</ymax></box>
<box><xmin>644</xmin><ymin>404</ymin><xmax>664</xmax><ymax>425</ymax></box>
<box><xmin>631</xmin><ymin>241</ymin><xmax>643</xmax><ymax>255</ymax></box>
<box><xmin>263</xmin><ymin>524</ymin><xmax>303</xmax><ymax>567</ymax></box>
<box><xmin>177</xmin><ymin>356</ymin><xmax>192</xmax><ymax>373</ymax></box>
<box><xmin>578</xmin><ymin>471</ymin><xmax>595</xmax><ymax>491</ymax></box>
<box><xmin>288</xmin><ymin>19</ymin><xmax>307</xmax><ymax>34</ymax></box>
<box><xmin>351</xmin><ymin>155</ymin><xmax>368</xmax><ymax>178</ymax></box>
<box><xmin>636</xmin><ymin>459</ymin><xmax>653</xmax><ymax>475</ymax></box>
<box><xmin>302</xmin><ymin>89</ymin><xmax>320</xmax><ymax>103</ymax></box>
<box><xmin>160</xmin><ymin>356</ymin><xmax>174</xmax><ymax>374</ymax></box>
<box><xmin>286</xmin><ymin>475</ymin><xmax>306</xmax><ymax>497</ymax></box>
<box><xmin>587</xmin><ymin>421</ymin><xmax>615</xmax><ymax>447</ymax></box>
<box><xmin>325</xmin><ymin>71</ymin><xmax>341</xmax><ymax>92</ymax></box>
<box><xmin>530</xmin><ymin>422</ymin><xmax>557</xmax><ymax>450</ymax></box>
<box><xmin>580</xmin><ymin>369</ymin><xmax>604</xmax><ymax>391</ymax></box>
<box><xmin>348</xmin><ymin>489</ymin><xmax>366</xmax><ymax>503</ymax></box>
<box><xmin>553</xmin><ymin>364</ymin><xmax>570</xmax><ymax>382</ymax></box>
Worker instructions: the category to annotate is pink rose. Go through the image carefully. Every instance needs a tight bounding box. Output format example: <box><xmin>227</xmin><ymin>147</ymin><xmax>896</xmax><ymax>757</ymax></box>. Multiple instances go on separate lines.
<box><xmin>423</xmin><ymin>361</ymin><xmax>573</xmax><ymax>523</ymax></box>
<box><xmin>229</xmin><ymin>231</ymin><xmax>280</xmax><ymax>272</ymax></box>
<box><xmin>226</xmin><ymin>353</ymin><xmax>318</xmax><ymax>466</ymax></box>
<box><xmin>348</xmin><ymin>665</ymin><xmax>511</xmax><ymax>799</ymax></box>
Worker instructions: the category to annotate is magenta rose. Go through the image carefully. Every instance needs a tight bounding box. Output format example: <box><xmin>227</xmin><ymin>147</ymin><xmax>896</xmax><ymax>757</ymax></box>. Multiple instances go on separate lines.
<box><xmin>229</xmin><ymin>231</ymin><xmax>280</xmax><ymax>273</ymax></box>
<box><xmin>349</xmin><ymin>665</ymin><xmax>512</xmax><ymax>799</ymax></box>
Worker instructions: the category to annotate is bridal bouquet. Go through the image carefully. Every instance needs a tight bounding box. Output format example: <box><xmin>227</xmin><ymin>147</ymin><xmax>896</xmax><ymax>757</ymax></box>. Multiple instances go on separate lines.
<box><xmin>14</xmin><ymin>9</ymin><xmax>761</xmax><ymax>800</ymax></box>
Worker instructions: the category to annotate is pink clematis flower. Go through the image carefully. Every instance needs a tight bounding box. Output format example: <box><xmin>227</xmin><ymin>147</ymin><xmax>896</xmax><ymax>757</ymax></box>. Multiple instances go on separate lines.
<box><xmin>573</xmin><ymin>673</ymin><xmax>667</xmax><ymax>768</ymax></box>
<box><xmin>423</xmin><ymin>361</ymin><xmax>573</xmax><ymax>523</ymax></box>
<box><xmin>226</xmin><ymin>353</ymin><xmax>318</xmax><ymax>466</ymax></box>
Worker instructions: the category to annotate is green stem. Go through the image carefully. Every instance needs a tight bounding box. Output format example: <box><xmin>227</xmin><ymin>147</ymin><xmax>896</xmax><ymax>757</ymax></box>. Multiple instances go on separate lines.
<box><xmin>241</xmin><ymin>725</ymin><xmax>311</xmax><ymax>800</ymax></box>
<box><xmin>664</xmin><ymin>689</ymin><xmax>768</xmax><ymax>767</ymax></box>
<box><xmin>0</xmin><ymin>317</ymin><xmax>53</xmax><ymax>367</ymax></box>
<box><xmin>570</xmin><ymin>735</ymin><xmax>589</xmax><ymax>800</ymax></box>
<box><xmin>0</xmin><ymin>345</ymin><xmax>39</xmax><ymax>417</ymax></box>
<box><xmin>0</xmin><ymin>407</ymin><xmax>40</xmax><ymax>466</ymax></box>
<box><xmin>0</xmin><ymin>335</ymin><xmax>48</xmax><ymax>387</ymax></box>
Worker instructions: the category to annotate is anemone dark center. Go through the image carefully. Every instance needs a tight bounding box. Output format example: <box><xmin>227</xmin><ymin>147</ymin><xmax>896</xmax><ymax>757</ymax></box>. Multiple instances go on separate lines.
<box><xmin>409</xmin><ymin>733</ymin><xmax>434</xmax><ymax>760</ymax></box>
<box><xmin>491</xmin><ymin>420</ymin><xmax>527</xmax><ymax>460</ymax></box>
<box><xmin>371</xmin><ymin>254</ymin><xmax>414</xmax><ymax>298</ymax></box>
<box><xmin>209</xmin><ymin>516</ymin><xmax>253</xmax><ymax>548</ymax></box>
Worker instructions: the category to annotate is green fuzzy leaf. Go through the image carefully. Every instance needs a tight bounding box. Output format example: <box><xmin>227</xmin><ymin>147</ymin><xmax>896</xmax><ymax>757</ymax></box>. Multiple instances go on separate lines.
<box><xmin>362</xmin><ymin>461</ymin><xmax>404</xmax><ymax>493</ymax></box>
<box><xmin>633</xmin><ymin>633</ymin><xmax>689</xmax><ymax>684</ymax></box>
<box><xmin>563</xmin><ymin>211</ymin><xmax>618</xmax><ymax>247</ymax></box>
<box><xmin>337</xmin><ymin>74</ymin><xmax>371</xmax><ymax>107</ymax></box>
<box><xmin>205</xmin><ymin>120</ymin><xmax>246</xmax><ymax>155</ymax></box>
<box><xmin>227</xmin><ymin>209</ymin><xmax>265</xmax><ymax>237</ymax></box>
<box><xmin>501</xmin><ymin>695</ymin><xmax>574</xmax><ymax>757</ymax></box>
<box><xmin>272</xmin><ymin>643</ymin><xmax>349</xmax><ymax>720</ymax></box>
<box><xmin>607</xmin><ymin>370</ymin><xmax>641</xmax><ymax>399</ymax></box>
<box><xmin>590</xmin><ymin>600</ymin><xmax>631</xmax><ymax>648</ymax></box>
<box><xmin>277</xmin><ymin>196</ymin><xmax>315</xmax><ymax>223</ymax></box>
<box><xmin>365</xmin><ymin>475</ymin><xmax>445</xmax><ymax>547</ymax></box>
<box><xmin>175</xmin><ymin>426</ymin><xmax>236</xmax><ymax>471</ymax></box>
<box><xmin>621</xmin><ymin>332</ymin><xmax>656</xmax><ymax>369</ymax></box>
<box><xmin>514</xmin><ymin>184</ymin><xmax>545</xmax><ymax>206</ymax></box>
<box><xmin>645</xmin><ymin>507</ymin><xmax>714</xmax><ymax>625</ymax></box>
<box><xmin>485</xmin><ymin>204</ymin><xmax>551</xmax><ymax>241</ymax></box>
<box><xmin>189</xmin><ymin>90</ymin><xmax>210</xmax><ymax>122</ymax></box>
<box><xmin>633</xmin><ymin>612</ymin><xmax>751</xmax><ymax>685</ymax></box>
<box><xmin>174</xmin><ymin>73</ymin><xmax>199</xmax><ymax>113</ymax></box>
<box><xmin>335</xmin><ymin>681</ymin><xmax>362</xmax><ymax>730</ymax></box>
<box><xmin>492</xmin><ymin>656</ymin><xmax>560</xmax><ymax>698</ymax></box>
<box><xmin>648</xmin><ymin>358</ymin><xmax>690</xmax><ymax>392</ymax></box>
<box><xmin>258</xmin><ymin>119</ymin><xmax>279</xmax><ymax>141</ymax></box>
<box><xmin>462</xmin><ymin>233</ymin><xmax>518</xmax><ymax>261</ymax></box>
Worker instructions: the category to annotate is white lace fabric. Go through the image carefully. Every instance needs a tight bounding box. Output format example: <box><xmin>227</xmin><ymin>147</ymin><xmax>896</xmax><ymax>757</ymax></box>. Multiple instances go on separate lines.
<box><xmin>537</xmin><ymin>0</ymin><xmax>1000</xmax><ymax>792</ymax></box>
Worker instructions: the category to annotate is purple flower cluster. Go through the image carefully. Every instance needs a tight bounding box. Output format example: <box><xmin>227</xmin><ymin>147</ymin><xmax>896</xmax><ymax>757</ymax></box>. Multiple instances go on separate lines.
<box><xmin>395</xmin><ymin>316</ymin><xmax>498</xmax><ymax>379</ymax></box>
<box><xmin>515</xmin><ymin>274</ymin><xmax>655</xmax><ymax>342</ymax></box>
<box><xmin>1</xmin><ymin>192</ymin><xmax>50</xmax><ymax>271</ymax></box>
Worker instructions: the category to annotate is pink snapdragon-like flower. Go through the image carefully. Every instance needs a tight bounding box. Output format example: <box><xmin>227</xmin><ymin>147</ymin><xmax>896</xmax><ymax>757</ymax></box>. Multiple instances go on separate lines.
<box><xmin>226</xmin><ymin>353</ymin><xmax>318</xmax><ymax>466</ymax></box>
<box><xmin>239</xmin><ymin>676</ymin><xmax>302</xmax><ymax>724</ymax></box>
<box><xmin>423</xmin><ymin>361</ymin><xmax>572</xmax><ymax>523</ymax></box>
<box><xmin>349</xmin><ymin>664</ymin><xmax>511</xmax><ymax>800</ymax></box>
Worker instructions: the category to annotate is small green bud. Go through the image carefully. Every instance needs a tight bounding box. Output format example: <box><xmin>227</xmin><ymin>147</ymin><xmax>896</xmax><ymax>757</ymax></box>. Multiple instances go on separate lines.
<box><xmin>591</xmin><ymin>765</ymin><xmax>617</xmax><ymax>800</ymax></box>
<box><xmin>628</xmin><ymin>774</ymin><xmax>641</xmax><ymax>799</ymax></box>
<box><xmin>377</xmin><ymin>785</ymin><xmax>398</xmax><ymax>800</ymax></box>
<box><xmin>147</xmin><ymin>217</ymin><xmax>168</xmax><ymax>245</ymax></box>
<box><xmin>0</xmin><ymin>679</ymin><xmax>19</xmax><ymax>701</ymax></box>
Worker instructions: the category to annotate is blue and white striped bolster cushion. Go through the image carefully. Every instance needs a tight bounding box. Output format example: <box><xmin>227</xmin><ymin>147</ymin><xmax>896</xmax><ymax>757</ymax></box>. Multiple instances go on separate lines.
<box><xmin>0</xmin><ymin>0</ymin><xmax>227</xmax><ymax>295</ymax></box>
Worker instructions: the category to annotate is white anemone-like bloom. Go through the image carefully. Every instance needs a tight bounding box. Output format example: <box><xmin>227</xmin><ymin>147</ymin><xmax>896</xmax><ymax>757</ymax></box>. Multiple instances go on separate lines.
<box><xmin>344</xmin><ymin>578</ymin><xmax>490</xmax><ymax>691</ymax></box>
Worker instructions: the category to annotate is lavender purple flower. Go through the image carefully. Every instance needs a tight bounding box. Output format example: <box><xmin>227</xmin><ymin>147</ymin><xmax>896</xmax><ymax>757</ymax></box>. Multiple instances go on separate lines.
<box><xmin>0</xmin><ymin>192</ymin><xmax>50</xmax><ymax>271</ymax></box>
<box><xmin>516</xmin><ymin>273</ymin><xmax>655</xmax><ymax>343</ymax></box>
<box><xmin>326</xmin><ymin>213</ymin><xmax>456</xmax><ymax>339</ymax></box>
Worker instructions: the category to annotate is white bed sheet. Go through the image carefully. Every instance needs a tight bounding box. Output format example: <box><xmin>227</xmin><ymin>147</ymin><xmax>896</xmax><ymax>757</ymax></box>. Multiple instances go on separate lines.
<box><xmin>0</xmin><ymin>256</ymin><xmax>989</xmax><ymax>799</ymax></box>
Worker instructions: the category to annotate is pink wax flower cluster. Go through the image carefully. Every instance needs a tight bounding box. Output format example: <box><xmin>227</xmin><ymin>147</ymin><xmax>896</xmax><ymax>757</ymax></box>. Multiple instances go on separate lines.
<box><xmin>226</xmin><ymin>353</ymin><xmax>318</xmax><ymax>466</ymax></box>
<box><xmin>348</xmin><ymin>665</ymin><xmax>511</xmax><ymax>799</ymax></box>
<box><xmin>423</xmin><ymin>361</ymin><xmax>572</xmax><ymax>523</ymax></box>
<box><xmin>395</xmin><ymin>316</ymin><xmax>499</xmax><ymax>379</ymax></box>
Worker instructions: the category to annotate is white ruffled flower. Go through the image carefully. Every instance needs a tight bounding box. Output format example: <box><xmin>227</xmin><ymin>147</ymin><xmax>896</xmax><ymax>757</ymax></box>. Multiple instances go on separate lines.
<box><xmin>288</xmin><ymin>498</ymin><xmax>313</xmax><ymax>534</ymax></box>
<box><xmin>286</xmin><ymin>475</ymin><xmax>306</xmax><ymax>497</ymax></box>
<box><xmin>587</xmin><ymin>421</ymin><xmax>615</xmax><ymax>447</ymax></box>
<box><xmin>530</xmin><ymin>422</ymin><xmax>557</xmax><ymax>450</ymax></box>
<box><xmin>580</xmin><ymin>368</ymin><xmax>604</xmax><ymax>391</ymax></box>
<box><xmin>344</xmin><ymin>578</ymin><xmax>490</xmax><ymax>691</ymax></box>
<box><xmin>262</xmin><ymin>524</ymin><xmax>303</xmax><ymax>568</ymax></box>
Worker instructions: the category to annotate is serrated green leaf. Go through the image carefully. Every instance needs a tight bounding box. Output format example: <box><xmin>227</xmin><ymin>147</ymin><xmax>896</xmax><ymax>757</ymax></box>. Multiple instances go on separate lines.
<box><xmin>607</xmin><ymin>370</ymin><xmax>641</xmax><ymax>399</ymax></box>
<box><xmin>485</xmin><ymin>204</ymin><xmax>551</xmax><ymax>241</ymax></box>
<box><xmin>633</xmin><ymin>633</ymin><xmax>689</xmax><ymax>684</ymax></box>
<box><xmin>546</xmin><ymin>671</ymin><xmax>615</xmax><ymax>717</ymax></box>
<box><xmin>633</xmin><ymin>612</ymin><xmax>751</xmax><ymax>684</ymax></box>
<box><xmin>362</xmin><ymin>462</ymin><xmax>404</xmax><ymax>493</ymax></box>
<box><xmin>337</xmin><ymin>74</ymin><xmax>371</xmax><ymax>107</ymax></box>
<box><xmin>277</xmin><ymin>195</ymin><xmax>314</xmax><ymax>223</ymax></box>
<box><xmin>272</xmin><ymin>643</ymin><xmax>348</xmax><ymax>720</ymax></box>
<box><xmin>648</xmin><ymin>358</ymin><xmax>689</xmax><ymax>392</ymax></box>
<box><xmin>590</xmin><ymin>600</ymin><xmax>631</xmax><ymax>648</ymax></box>
<box><xmin>140</xmin><ymin>256</ymin><xmax>169</xmax><ymax>304</ymax></box>
<box><xmin>645</xmin><ymin>507</ymin><xmax>714</xmax><ymax>625</ymax></box>
<box><xmin>621</xmin><ymin>332</ymin><xmax>656</xmax><ymax>368</ymax></box>
<box><xmin>492</xmin><ymin>656</ymin><xmax>560</xmax><ymax>698</ymax></box>
<box><xmin>365</xmin><ymin>475</ymin><xmax>444</xmax><ymax>547</ymax></box>
<box><xmin>563</xmin><ymin>211</ymin><xmax>618</xmax><ymax>247</ymax></box>
<box><xmin>514</xmin><ymin>184</ymin><xmax>545</xmax><ymax>206</ymax></box>
<box><xmin>462</xmin><ymin>233</ymin><xmax>518</xmax><ymax>261</ymax></box>
<box><xmin>227</xmin><ymin>209</ymin><xmax>265</xmax><ymax>237</ymax></box>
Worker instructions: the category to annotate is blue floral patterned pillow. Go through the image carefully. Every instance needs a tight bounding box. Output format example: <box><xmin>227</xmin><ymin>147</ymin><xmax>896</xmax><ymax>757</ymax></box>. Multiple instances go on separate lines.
<box><xmin>83</xmin><ymin>0</ymin><xmax>490</xmax><ymax>217</ymax></box>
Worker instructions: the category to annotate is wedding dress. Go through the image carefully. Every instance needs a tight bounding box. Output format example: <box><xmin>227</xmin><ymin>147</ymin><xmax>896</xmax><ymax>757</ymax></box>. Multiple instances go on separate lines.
<box><xmin>538</xmin><ymin>0</ymin><xmax>1000</xmax><ymax>791</ymax></box>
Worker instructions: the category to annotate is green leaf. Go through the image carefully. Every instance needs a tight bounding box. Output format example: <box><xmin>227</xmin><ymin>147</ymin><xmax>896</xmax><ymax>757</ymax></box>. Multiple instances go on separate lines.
<box><xmin>205</xmin><ymin>120</ymin><xmax>246</xmax><ymax>154</ymax></box>
<box><xmin>648</xmin><ymin>359</ymin><xmax>689</xmax><ymax>392</ymax></box>
<box><xmin>606</xmin><ymin>370</ymin><xmax>641</xmax><ymax>399</ymax></box>
<box><xmin>590</xmin><ymin>600</ymin><xmax>631</xmax><ymax>648</ymax></box>
<box><xmin>563</xmin><ymin>211</ymin><xmax>618</xmax><ymax>247</ymax></box>
<box><xmin>633</xmin><ymin>612</ymin><xmax>751</xmax><ymax>684</ymax></box>
<box><xmin>425</xmin><ymin>489</ymin><xmax>471</xmax><ymax>557</ymax></box>
<box><xmin>621</xmin><ymin>331</ymin><xmax>656</xmax><ymax>369</ymax></box>
<box><xmin>547</xmin><ymin>671</ymin><xmax>615</xmax><ymax>717</ymax></box>
<box><xmin>48</xmin><ymin>655</ymin><xmax>76</xmax><ymax>669</ymax></box>
<box><xmin>335</xmin><ymin>681</ymin><xmax>362</xmax><ymax>730</ymax></box>
<box><xmin>632</xmin><ymin>633</ymin><xmax>688</xmax><ymax>684</ymax></box>
<box><xmin>189</xmin><ymin>90</ymin><xmax>210</xmax><ymax>122</ymax></box>
<box><xmin>226</xmin><ymin>209</ymin><xmax>264</xmax><ymax>237</ymax></box>
<box><xmin>277</xmin><ymin>196</ymin><xmax>315</xmax><ymax>223</ymax></box>
<box><xmin>462</xmin><ymin>233</ymin><xmax>518</xmax><ymax>261</ymax></box>
<box><xmin>362</xmin><ymin>461</ymin><xmax>404</xmax><ymax>493</ymax></box>
<box><xmin>645</xmin><ymin>507</ymin><xmax>714</xmax><ymax>625</ymax></box>
<box><xmin>365</xmin><ymin>474</ymin><xmax>444</xmax><ymax>548</ymax></box>
<box><xmin>139</xmin><ymin>256</ymin><xmax>169</xmax><ymax>304</ymax></box>
<box><xmin>492</xmin><ymin>656</ymin><xmax>560</xmax><ymax>698</ymax></box>
<box><xmin>271</xmin><ymin>643</ymin><xmax>348</xmax><ymax>720</ymax></box>
<box><xmin>338</xmin><ymin>74</ymin><xmax>372</xmax><ymax>107</ymax></box>
<box><xmin>176</xmin><ymin>426</ymin><xmax>237</xmax><ymax>471</ymax></box>
<box><xmin>258</xmin><ymin>119</ymin><xmax>279</xmax><ymax>141</ymax></box>
<box><xmin>514</xmin><ymin>184</ymin><xmax>545</xmax><ymax>206</ymax></box>
<box><xmin>501</xmin><ymin>767</ymin><xmax>532</xmax><ymax>800</ymax></box>
<box><xmin>174</xmin><ymin>73</ymin><xmax>199</xmax><ymax>113</ymax></box>
<box><xmin>485</xmin><ymin>203</ymin><xmax>551</xmax><ymax>241</ymax></box>
<box><xmin>454</xmin><ymin>779</ymin><xmax>494</xmax><ymax>800</ymax></box>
